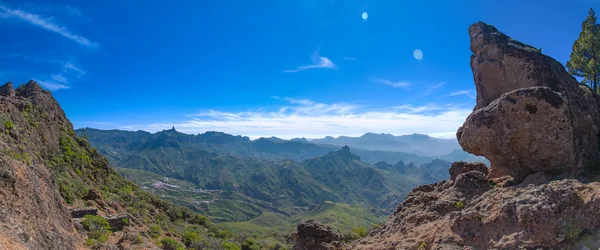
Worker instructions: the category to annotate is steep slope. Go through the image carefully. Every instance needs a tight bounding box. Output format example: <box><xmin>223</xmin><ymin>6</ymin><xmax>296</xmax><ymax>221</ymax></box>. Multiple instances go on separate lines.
<box><xmin>0</xmin><ymin>81</ymin><xmax>234</xmax><ymax>249</ymax></box>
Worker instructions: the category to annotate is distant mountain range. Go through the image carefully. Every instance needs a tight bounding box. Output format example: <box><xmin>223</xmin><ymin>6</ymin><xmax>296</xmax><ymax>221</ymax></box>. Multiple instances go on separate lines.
<box><xmin>77</xmin><ymin>128</ymin><xmax>488</xmax><ymax>166</ymax></box>
<box><xmin>307</xmin><ymin>132</ymin><xmax>461</xmax><ymax>157</ymax></box>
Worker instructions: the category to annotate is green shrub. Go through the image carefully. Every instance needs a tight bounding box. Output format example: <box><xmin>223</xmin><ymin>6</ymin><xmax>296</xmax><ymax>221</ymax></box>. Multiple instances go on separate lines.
<box><xmin>148</xmin><ymin>224</ymin><xmax>163</xmax><ymax>239</ymax></box>
<box><xmin>182</xmin><ymin>231</ymin><xmax>201</xmax><ymax>246</ymax></box>
<box><xmin>160</xmin><ymin>237</ymin><xmax>185</xmax><ymax>250</ymax></box>
<box><xmin>217</xmin><ymin>229</ymin><xmax>231</xmax><ymax>239</ymax></box>
<box><xmin>565</xmin><ymin>222</ymin><xmax>581</xmax><ymax>241</ymax></box>
<box><xmin>352</xmin><ymin>226</ymin><xmax>368</xmax><ymax>237</ymax></box>
<box><xmin>134</xmin><ymin>234</ymin><xmax>143</xmax><ymax>244</ymax></box>
<box><xmin>121</xmin><ymin>217</ymin><xmax>130</xmax><ymax>226</ymax></box>
<box><xmin>242</xmin><ymin>238</ymin><xmax>260</xmax><ymax>250</ymax></box>
<box><xmin>81</xmin><ymin>215</ymin><xmax>111</xmax><ymax>243</ymax></box>
<box><xmin>222</xmin><ymin>242</ymin><xmax>241</xmax><ymax>250</ymax></box>
<box><xmin>418</xmin><ymin>241</ymin><xmax>427</xmax><ymax>250</ymax></box>
<box><xmin>4</xmin><ymin>120</ymin><xmax>13</xmax><ymax>130</ymax></box>
<box><xmin>455</xmin><ymin>201</ymin><xmax>465</xmax><ymax>209</ymax></box>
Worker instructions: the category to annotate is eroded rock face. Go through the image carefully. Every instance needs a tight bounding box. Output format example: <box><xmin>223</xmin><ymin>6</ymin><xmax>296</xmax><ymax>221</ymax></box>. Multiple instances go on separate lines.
<box><xmin>459</xmin><ymin>22</ymin><xmax>600</xmax><ymax>181</ymax></box>
<box><xmin>0</xmin><ymin>82</ymin><xmax>15</xmax><ymax>97</ymax></box>
<box><xmin>449</xmin><ymin>161</ymin><xmax>488</xmax><ymax>181</ymax></box>
<box><xmin>292</xmin><ymin>220</ymin><xmax>345</xmax><ymax>250</ymax></box>
<box><xmin>353</xmin><ymin>177</ymin><xmax>600</xmax><ymax>250</ymax></box>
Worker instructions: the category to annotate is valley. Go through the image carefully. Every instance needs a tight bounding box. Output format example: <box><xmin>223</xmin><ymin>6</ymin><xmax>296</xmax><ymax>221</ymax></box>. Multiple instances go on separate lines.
<box><xmin>78</xmin><ymin>127</ymin><xmax>487</xmax><ymax>236</ymax></box>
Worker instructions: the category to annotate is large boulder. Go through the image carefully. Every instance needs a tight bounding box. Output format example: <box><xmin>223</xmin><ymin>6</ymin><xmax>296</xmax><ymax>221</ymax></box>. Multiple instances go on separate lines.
<box><xmin>458</xmin><ymin>22</ymin><xmax>600</xmax><ymax>181</ymax></box>
<box><xmin>292</xmin><ymin>220</ymin><xmax>344</xmax><ymax>250</ymax></box>
<box><xmin>449</xmin><ymin>161</ymin><xmax>488</xmax><ymax>181</ymax></box>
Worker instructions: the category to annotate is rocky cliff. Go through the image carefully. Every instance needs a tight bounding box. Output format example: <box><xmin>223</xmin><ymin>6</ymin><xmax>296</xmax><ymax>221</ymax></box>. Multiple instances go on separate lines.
<box><xmin>0</xmin><ymin>81</ymin><xmax>217</xmax><ymax>249</ymax></box>
<box><xmin>292</xmin><ymin>22</ymin><xmax>600</xmax><ymax>250</ymax></box>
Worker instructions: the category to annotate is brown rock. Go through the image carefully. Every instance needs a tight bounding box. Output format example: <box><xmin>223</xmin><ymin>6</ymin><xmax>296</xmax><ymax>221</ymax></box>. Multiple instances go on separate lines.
<box><xmin>70</xmin><ymin>207</ymin><xmax>98</xmax><ymax>218</ymax></box>
<box><xmin>84</xmin><ymin>189</ymin><xmax>106</xmax><ymax>207</ymax></box>
<box><xmin>458</xmin><ymin>22</ymin><xmax>600</xmax><ymax>181</ymax></box>
<box><xmin>0</xmin><ymin>82</ymin><xmax>15</xmax><ymax>97</ymax></box>
<box><xmin>353</xmin><ymin>178</ymin><xmax>600</xmax><ymax>249</ymax></box>
<box><xmin>449</xmin><ymin>161</ymin><xmax>488</xmax><ymax>181</ymax></box>
<box><xmin>105</xmin><ymin>214</ymin><xmax>129</xmax><ymax>231</ymax></box>
<box><xmin>292</xmin><ymin>219</ymin><xmax>345</xmax><ymax>250</ymax></box>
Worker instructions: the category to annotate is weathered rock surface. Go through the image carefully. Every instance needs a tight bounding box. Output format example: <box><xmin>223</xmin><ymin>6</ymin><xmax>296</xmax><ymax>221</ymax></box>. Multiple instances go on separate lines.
<box><xmin>292</xmin><ymin>220</ymin><xmax>345</xmax><ymax>250</ymax></box>
<box><xmin>458</xmin><ymin>21</ymin><xmax>600</xmax><ymax>181</ymax></box>
<box><xmin>0</xmin><ymin>82</ymin><xmax>15</xmax><ymax>97</ymax></box>
<box><xmin>71</xmin><ymin>207</ymin><xmax>98</xmax><ymax>218</ymax></box>
<box><xmin>106</xmin><ymin>214</ymin><xmax>130</xmax><ymax>231</ymax></box>
<box><xmin>0</xmin><ymin>81</ymin><xmax>80</xmax><ymax>249</ymax></box>
<box><xmin>352</xmin><ymin>178</ymin><xmax>600</xmax><ymax>250</ymax></box>
<box><xmin>449</xmin><ymin>161</ymin><xmax>488</xmax><ymax>181</ymax></box>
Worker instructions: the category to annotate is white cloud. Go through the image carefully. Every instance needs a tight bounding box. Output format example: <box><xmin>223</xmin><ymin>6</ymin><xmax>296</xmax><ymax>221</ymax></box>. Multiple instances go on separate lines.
<box><xmin>83</xmin><ymin>121</ymin><xmax>113</xmax><ymax>125</ymax></box>
<box><xmin>33</xmin><ymin>79</ymin><xmax>70</xmax><ymax>91</ymax></box>
<box><xmin>0</xmin><ymin>5</ymin><xmax>96</xmax><ymax>47</ymax></box>
<box><xmin>121</xmin><ymin>98</ymin><xmax>471</xmax><ymax>140</ymax></box>
<box><xmin>447</xmin><ymin>90</ymin><xmax>476</xmax><ymax>99</ymax></box>
<box><xmin>51</xmin><ymin>74</ymin><xmax>67</xmax><ymax>83</ymax></box>
<box><xmin>374</xmin><ymin>79</ymin><xmax>411</xmax><ymax>89</ymax></box>
<box><xmin>32</xmin><ymin>61</ymin><xmax>85</xmax><ymax>91</ymax></box>
<box><xmin>63</xmin><ymin>62</ymin><xmax>85</xmax><ymax>76</ymax></box>
<box><xmin>284</xmin><ymin>52</ymin><xmax>336</xmax><ymax>73</ymax></box>
<box><xmin>421</xmin><ymin>82</ymin><xmax>446</xmax><ymax>97</ymax></box>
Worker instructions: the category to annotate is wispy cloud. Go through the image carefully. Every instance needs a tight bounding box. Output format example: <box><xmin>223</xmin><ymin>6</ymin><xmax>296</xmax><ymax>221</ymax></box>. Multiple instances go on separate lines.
<box><xmin>83</xmin><ymin>121</ymin><xmax>113</xmax><ymax>125</ymax></box>
<box><xmin>121</xmin><ymin>98</ymin><xmax>471</xmax><ymax>140</ymax></box>
<box><xmin>284</xmin><ymin>52</ymin><xmax>336</xmax><ymax>73</ymax></box>
<box><xmin>421</xmin><ymin>82</ymin><xmax>446</xmax><ymax>97</ymax></box>
<box><xmin>34</xmin><ymin>79</ymin><xmax>70</xmax><ymax>91</ymax></box>
<box><xmin>34</xmin><ymin>61</ymin><xmax>85</xmax><ymax>91</ymax></box>
<box><xmin>394</xmin><ymin>103</ymin><xmax>457</xmax><ymax>113</ymax></box>
<box><xmin>0</xmin><ymin>5</ymin><xmax>96</xmax><ymax>47</ymax></box>
<box><xmin>447</xmin><ymin>90</ymin><xmax>476</xmax><ymax>99</ymax></box>
<box><xmin>373</xmin><ymin>79</ymin><xmax>411</xmax><ymax>89</ymax></box>
<box><xmin>63</xmin><ymin>62</ymin><xmax>85</xmax><ymax>76</ymax></box>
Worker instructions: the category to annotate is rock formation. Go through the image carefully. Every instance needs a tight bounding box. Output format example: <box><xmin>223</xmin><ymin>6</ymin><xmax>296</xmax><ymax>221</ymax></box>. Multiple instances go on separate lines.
<box><xmin>448</xmin><ymin>161</ymin><xmax>488</xmax><ymax>181</ymax></box>
<box><xmin>292</xmin><ymin>22</ymin><xmax>600</xmax><ymax>250</ymax></box>
<box><xmin>291</xmin><ymin>220</ymin><xmax>345</xmax><ymax>250</ymax></box>
<box><xmin>0</xmin><ymin>82</ymin><xmax>15</xmax><ymax>97</ymax></box>
<box><xmin>0</xmin><ymin>80</ymin><xmax>208</xmax><ymax>249</ymax></box>
<box><xmin>458</xmin><ymin>22</ymin><xmax>600</xmax><ymax>181</ymax></box>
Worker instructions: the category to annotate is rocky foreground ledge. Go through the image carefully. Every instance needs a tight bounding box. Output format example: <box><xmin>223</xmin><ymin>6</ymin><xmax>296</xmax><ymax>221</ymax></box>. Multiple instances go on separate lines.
<box><xmin>292</xmin><ymin>22</ymin><xmax>600</xmax><ymax>250</ymax></box>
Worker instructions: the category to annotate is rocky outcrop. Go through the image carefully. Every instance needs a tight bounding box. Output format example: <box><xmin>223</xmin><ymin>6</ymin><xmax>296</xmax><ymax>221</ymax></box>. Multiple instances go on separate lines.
<box><xmin>312</xmin><ymin>22</ymin><xmax>600</xmax><ymax>250</ymax></box>
<box><xmin>0</xmin><ymin>80</ymin><xmax>79</xmax><ymax>249</ymax></box>
<box><xmin>292</xmin><ymin>220</ymin><xmax>345</xmax><ymax>250</ymax></box>
<box><xmin>71</xmin><ymin>207</ymin><xmax>98</xmax><ymax>218</ymax></box>
<box><xmin>449</xmin><ymin>161</ymin><xmax>488</xmax><ymax>181</ymax></box>
<box><xmin>0</xmin><ymin>82</ymin><xmax>14</xmax><ymax>97</ymax></box>
<box><xmin>458</xmin><ymin>22</ymin><xmax>600</xmax><ymax>181</ymax></box>
<box><xmin>106</xmin><ymin>214</ymin><xmax>129</xmax><ymax>231</ymax></box>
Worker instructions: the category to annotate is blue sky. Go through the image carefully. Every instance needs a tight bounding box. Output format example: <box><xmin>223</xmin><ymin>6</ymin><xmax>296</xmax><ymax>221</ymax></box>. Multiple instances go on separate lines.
<box><xmin>0</xmin><ymin>0</ymin><xmax>598</xmax><ymax>139</ymax></box>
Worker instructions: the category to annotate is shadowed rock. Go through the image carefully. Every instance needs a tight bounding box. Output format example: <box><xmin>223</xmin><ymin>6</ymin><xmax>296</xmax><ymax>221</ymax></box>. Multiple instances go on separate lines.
<box><xmin>449</xmin><ymin>161</ymin><xmax>489</xmax><ymax>181</ymax></box>
<box><xmin>0</xmin><ymin>82</ymin><xmax>15</xmax><ymax>97</ymax></box>
<box><xmin>292</xmin><ymin>219</ymin><xmax>344</xmax><ymax>250</ymax></box>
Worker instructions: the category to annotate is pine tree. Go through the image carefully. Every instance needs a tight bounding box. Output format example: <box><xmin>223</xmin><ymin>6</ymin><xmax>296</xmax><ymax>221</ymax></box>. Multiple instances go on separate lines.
<box><xmin>567</xmin><ymin>8</ymin><xmax>600</xmax><ymax>93</ymax></box>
